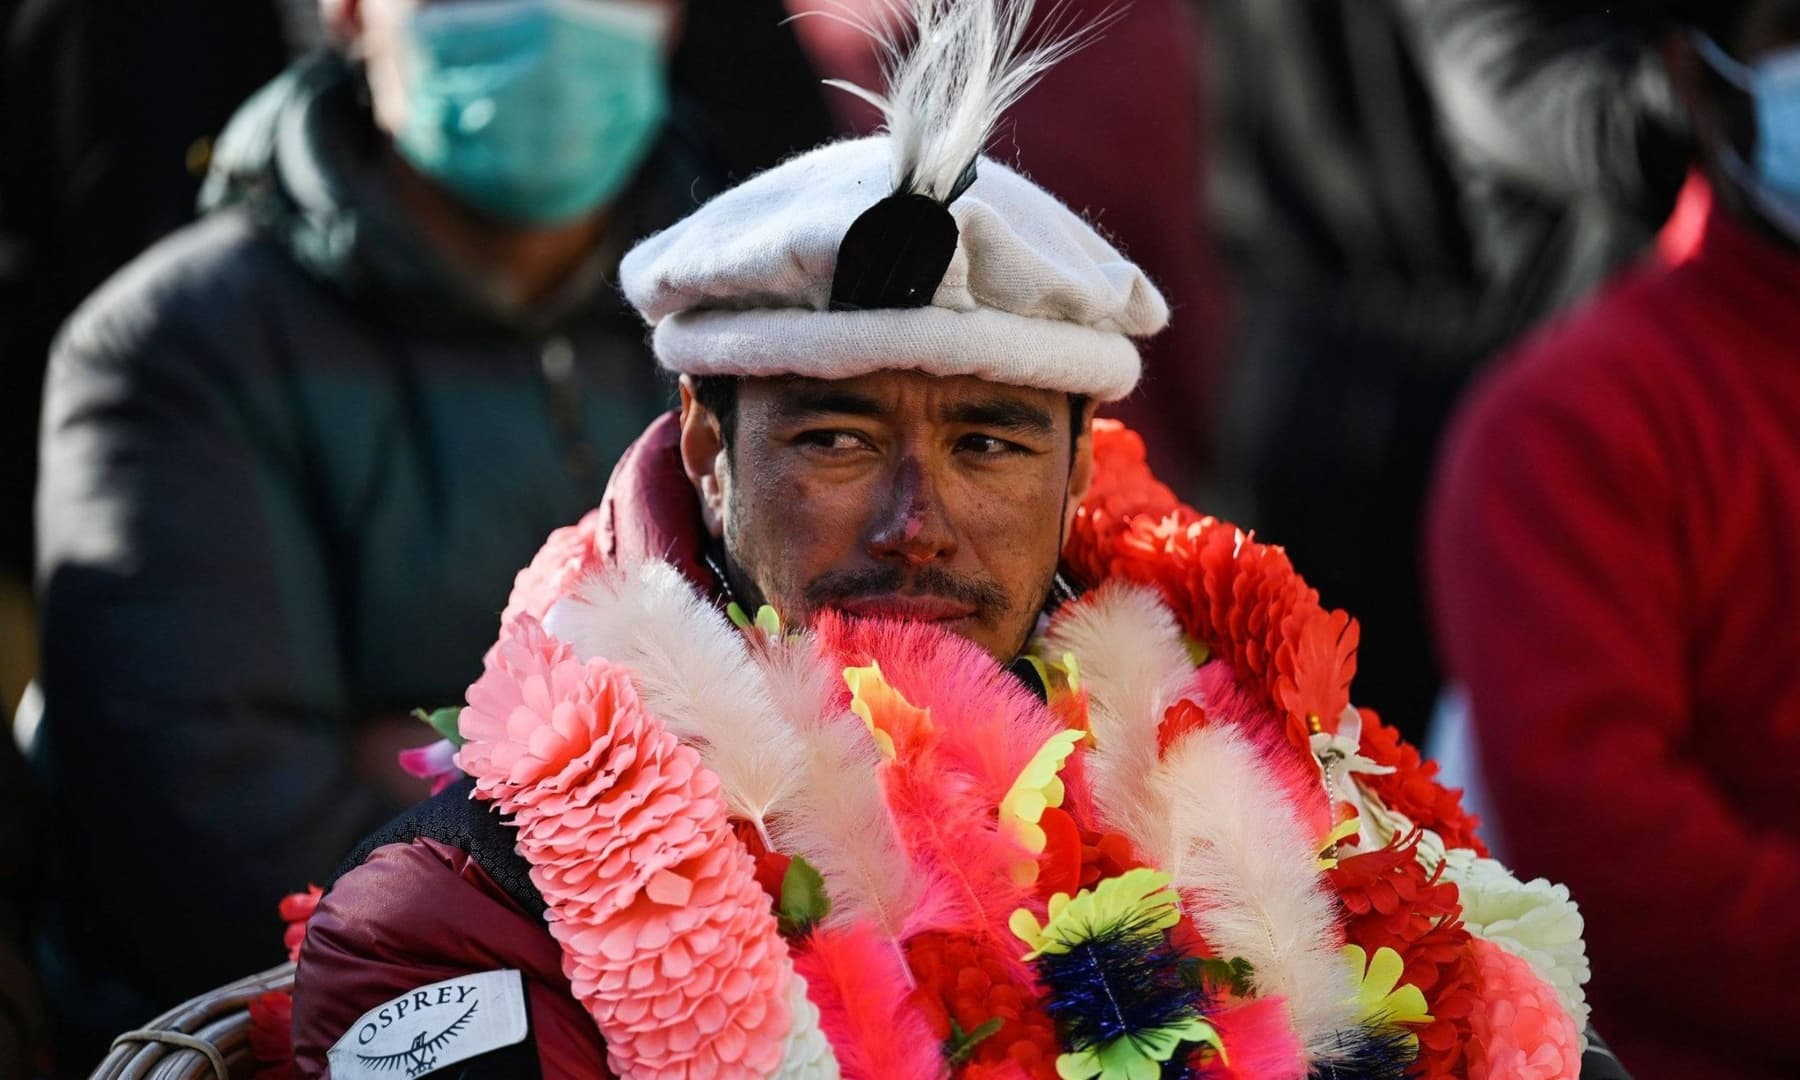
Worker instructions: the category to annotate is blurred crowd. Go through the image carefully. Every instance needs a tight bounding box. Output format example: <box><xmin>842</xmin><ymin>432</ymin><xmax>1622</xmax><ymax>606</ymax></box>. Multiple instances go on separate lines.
<box><xmin>1</xmin><ymin>0</ymin><xmax>1796</xmax><ymax>1077</ymax></box>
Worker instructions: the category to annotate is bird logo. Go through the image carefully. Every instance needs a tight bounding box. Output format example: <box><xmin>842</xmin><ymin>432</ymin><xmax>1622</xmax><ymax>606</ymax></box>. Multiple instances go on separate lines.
<box><xmin>354</xmin><ymin>1000</ymin><xmax>479</xmax><ymax>1077</ymax></box>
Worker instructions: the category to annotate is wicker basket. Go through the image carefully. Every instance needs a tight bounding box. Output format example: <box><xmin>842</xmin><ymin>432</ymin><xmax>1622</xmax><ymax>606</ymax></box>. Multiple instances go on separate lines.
<box><xmin>88</xmin><ymin>963</ymin><xmax>295</xmax><ymax>1080</ymax></box>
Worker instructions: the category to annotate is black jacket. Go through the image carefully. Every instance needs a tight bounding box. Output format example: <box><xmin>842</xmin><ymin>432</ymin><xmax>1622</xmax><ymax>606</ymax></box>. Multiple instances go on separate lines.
<box><xmin>31</xmin><ymin>50</ymin><xmax>714</xmax><ymax>1056</ymax></box>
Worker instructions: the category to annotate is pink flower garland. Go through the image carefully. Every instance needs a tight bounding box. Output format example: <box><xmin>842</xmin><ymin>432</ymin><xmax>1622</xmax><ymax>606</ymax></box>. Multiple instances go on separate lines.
<box><xmin>458</xmin><ymin>616</ymin><xmax>792</xmax><ymax>1078</ymax></box>
<box><xmin>1465</xmin><ymin>937</ymin><xmax>1582</xmax><ymax>1080</ymax></box>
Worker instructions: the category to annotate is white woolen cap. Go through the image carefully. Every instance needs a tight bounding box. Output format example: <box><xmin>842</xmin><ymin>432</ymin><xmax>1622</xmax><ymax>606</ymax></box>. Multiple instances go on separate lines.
<box><xmin>618</xmin><ymin>135</ymin><xmax>1169</xmax><ymax>402</ymax></box>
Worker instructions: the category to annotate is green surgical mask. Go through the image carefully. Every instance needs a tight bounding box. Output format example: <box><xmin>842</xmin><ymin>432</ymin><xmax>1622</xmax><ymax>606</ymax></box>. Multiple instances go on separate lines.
<box><xmin>393</xmin><ymin>0</ymin><xmax>671</xmax><ymax>224</ymax></box>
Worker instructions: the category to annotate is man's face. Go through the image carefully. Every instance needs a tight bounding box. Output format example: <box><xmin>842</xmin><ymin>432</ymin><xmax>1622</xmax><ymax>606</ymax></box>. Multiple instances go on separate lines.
<box><xmin>679</xmin><ymin>371</ymin><xmax>1098</xmax><ymax>662</ymax></box>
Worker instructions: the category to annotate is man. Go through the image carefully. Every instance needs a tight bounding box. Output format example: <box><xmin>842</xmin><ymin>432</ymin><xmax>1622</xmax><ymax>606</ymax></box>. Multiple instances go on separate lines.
<box><xmin>1429</xmin><ymin>2</ymin><xmax>1800</xmax><ymax>1076</ymax></box>
<box><xmin>280</xmin><ymin>4</ymin><xmax>1605</xmax><ymax>1078</ymax></box>
<box><xmin>33</xmin><ymin>0</ymin><xmax>712</xmax><ymax>1065</ymax></box>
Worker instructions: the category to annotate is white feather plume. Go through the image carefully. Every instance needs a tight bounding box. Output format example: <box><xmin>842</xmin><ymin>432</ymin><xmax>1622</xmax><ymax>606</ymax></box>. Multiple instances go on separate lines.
<box><xmin>1047</xmin><ymin>583</ymin><xmax>1357</xmax><ymax>1062</ymax></box>
<box><xmin>547</xmin><ymin>564</ymin><xmax>923</xmax><ymax>950</ymax></box>
<box><xmin>544</xmin><ymin>562</ymin><xmax>802</xmax><ymax>846</ymax></box>
<box><xmin>1156</xmin><ymin>726</ymin><xmax>1358</xmax><ymax>1063</ymax></box>
<box><xmin>811</xmin><ymin>0</ymin><xmax>1106</xmax><ymax>202</ymax></box>
<box><xmin>1041</xmin><ymin>582</ymin><xmax>1194</xmax><ymax>847</ymax></box>
<box><xmin>758</xmin><ymin>634</ymin><xmax>928</xmax><ymax>947</ymax></box>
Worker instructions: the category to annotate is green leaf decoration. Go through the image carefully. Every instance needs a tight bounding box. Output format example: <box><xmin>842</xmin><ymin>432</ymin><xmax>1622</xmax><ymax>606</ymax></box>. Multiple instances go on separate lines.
<box><xmin>777</xmin><ymin>854</ymin><xmax>831</xmax><ymax>937</ymax></box>
<box><xmin>1196</xmin><ymin>956</ymin><xmax>1256</xmax><ymax>997</ymax></box>
<box><xmin>411</xmin><ymin>706</ymin><xmax>465</xmax><ymax>748</ymax></box>
<box><xmin>755</xmin><ymin>605</ymin><xmax>784</xmax><ymax>639</ymax></box>
<box><xmin>727</xmin><ymin>602</ymin><xmax>753</xmax><ymax>630</ymax></box>
<box><xmin>944</xmin><ymin>1017</ymin><xmax>1004</xmax><ymax>1066</ymax></box>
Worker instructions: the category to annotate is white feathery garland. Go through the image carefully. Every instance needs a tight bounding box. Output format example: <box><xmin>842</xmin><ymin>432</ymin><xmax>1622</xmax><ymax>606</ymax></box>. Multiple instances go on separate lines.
<box><xmin>1156</xmin><ymin>727</ymin><xmax>1360</xmax><ymax>1062</ymax></box>
<box><xmin>544</xmin><ymin>561</ymin><xmax>803</xmax><ymax>847</ymax></box>
<box><xmin>1046</xmin><ymin>582</ymin><xmax>1359</xmax><ymax>1065</ymax></box>
<box><xmin>1041</xmin><ymin>583</ymin><xmax>1194</xmax><ymax>847</ymax></box>
<box><xmin>546</xmin><ymin>561</ymin><xmax>924</xmax><ymax>958</ymax></box>
<box><xmin>757</xmin><ymin>634</ymin><xmax>929</xmax><ymax>945</ymax></box>
<box><xmin>807</xmin><ymin>0</ymin><xmax>1104</xmax><ymax>201</ymax></box>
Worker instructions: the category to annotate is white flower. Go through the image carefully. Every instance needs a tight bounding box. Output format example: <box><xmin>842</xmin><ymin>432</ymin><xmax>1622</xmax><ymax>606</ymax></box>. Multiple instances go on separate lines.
<box><xmin>1442</xmin><ymin>848</ymin><xmax>1591</xmax><ymax>1038</ymax></box>
<box><xmin>774</xmin><ymin>973</ymin><xmax>840</xmax><ymax>1078</ymax></box>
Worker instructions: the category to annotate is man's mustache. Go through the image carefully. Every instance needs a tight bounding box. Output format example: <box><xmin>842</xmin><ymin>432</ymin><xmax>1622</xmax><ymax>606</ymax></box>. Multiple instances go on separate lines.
<box><xmin>804</xmin><ymin>565</ymin><xmax>1009</xmax><ymax>613</ymax></box>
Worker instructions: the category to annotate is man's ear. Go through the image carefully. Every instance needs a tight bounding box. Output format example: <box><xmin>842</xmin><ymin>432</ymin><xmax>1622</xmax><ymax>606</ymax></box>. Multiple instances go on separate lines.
<box><xmin>1062</xmin><ymin>399</ymin><xmax>1101</xmax><ymax>537</ymax></box>
<box><xmin>678</xmin><ymin>378</ymin><xmax>728</xmax><ymax>540</ymax></box>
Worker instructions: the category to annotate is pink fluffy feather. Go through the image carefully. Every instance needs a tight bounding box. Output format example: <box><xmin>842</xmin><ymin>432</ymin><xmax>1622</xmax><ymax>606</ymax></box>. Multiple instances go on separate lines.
<box><xmin>1197</xmin><ymin>996</ymin><xmax>1307</xmax><ymax>1080</ymax></box>
<box><xmin>815</xmin><ymin>614</ymin><xmax>1053</xmax><ymax>980</ymax></box>
<box><xmin>795</xmin><ymin>922</ymin><xmax>948</xmax><ymax>1080</ymax></box>
<box><xmin>817</xmin><ymin>614</ymin><xmax>1062</xmax><ymax>804</ymax></box>
<box><xmin>1187</xmin><ymin>661</ymin><xmax>1332</xmax><ymax>845</ymax></box>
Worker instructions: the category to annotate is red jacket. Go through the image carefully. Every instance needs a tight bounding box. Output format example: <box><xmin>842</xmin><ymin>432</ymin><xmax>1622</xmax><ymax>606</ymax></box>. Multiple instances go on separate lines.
<box><xmin>1427</xmin><ymin>191</ymin><xmax>1800</xmax><ymax>1078</ymax></box>
<box><xmin>288</xmin><ymin>418</ymin><xmax>706</xmax><ymax>1078</ymax></box>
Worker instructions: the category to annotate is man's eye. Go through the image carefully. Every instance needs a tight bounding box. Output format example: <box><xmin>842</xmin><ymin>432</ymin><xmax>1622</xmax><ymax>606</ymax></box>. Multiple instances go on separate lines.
<box><xmin>798</xmin><ymin>430</ymin><xmax>869</xmax><ymax>452</ymax></box>
<box><xmin>957</xmin><ymin>434</ymin><xmax>1022</xmax><ymax>456</ymax></box>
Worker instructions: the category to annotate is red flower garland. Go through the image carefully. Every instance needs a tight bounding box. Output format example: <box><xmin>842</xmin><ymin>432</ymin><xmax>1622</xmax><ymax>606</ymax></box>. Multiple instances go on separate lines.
<box><xmin>248</xmin><ymin>990</ymin><xmax>296</xmax><ymax>1080</ymax></box>
<box><xmin>907</xmin><ymin>931</ymin><xmax>1063</xmax><ymax>1078</ymax></box>
<box><xmin>1069</xmin><ymin>423</ymin><xmax>1359</xmax><ymax>757</ymax></box>
<box><xmin>1064</xmin><ymin>424</ymin><xmax>1506</xmax><ymax>1076</ymax></box>
<box><xmin>1355</xmin><ymin>710</ymin><xmax>1488</xmax><ymax>856</ymax></box>
<box><xmin>1327</xmin><ymin>832</ymin><xmax>1476</xmax><ymax>1077</ymax></box>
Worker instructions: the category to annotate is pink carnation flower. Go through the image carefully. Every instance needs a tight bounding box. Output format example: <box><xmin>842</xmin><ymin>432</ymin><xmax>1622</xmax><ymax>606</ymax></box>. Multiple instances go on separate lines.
<box><xmin>458</xmin><ymin>615</ymin><xmax>793</xmax><ymax>1077</ymax></box>
<box><xmin>500</xmin><ymin>510</ymin><xmax>606</xmax><ymax>634</ymax></box>
<box><xmin>1465</xmin><ymin>936</ymin><xmax>1582</xmax><ymax>1080</ymax></box>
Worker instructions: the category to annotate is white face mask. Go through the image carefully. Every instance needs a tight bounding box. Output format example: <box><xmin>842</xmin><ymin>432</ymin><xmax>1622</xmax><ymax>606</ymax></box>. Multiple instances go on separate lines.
<box><xmin>1695</xmin><ymin>32</ymin><xmax>1800</xmax><ymax>241</ymax></box>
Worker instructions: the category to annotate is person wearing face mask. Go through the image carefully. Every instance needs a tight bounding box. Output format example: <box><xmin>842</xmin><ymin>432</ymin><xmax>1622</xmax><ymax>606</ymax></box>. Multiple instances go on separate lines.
<box><xmin>1427</xmin><ymin>2</ymin><xmax>1800</xmax><ymax>1076</ymax></box>
<box><xmin>27</xmin><ymin>0</ymin><xmax>760</xmax><ymax>1070</ymax></box>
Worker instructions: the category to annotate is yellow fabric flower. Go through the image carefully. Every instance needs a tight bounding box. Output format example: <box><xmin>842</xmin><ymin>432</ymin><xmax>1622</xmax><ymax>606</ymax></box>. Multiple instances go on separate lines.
<box><xmin>1024</xmin><ymin>651</ymin><xmax>1094</xmax><ymax>743</ymax></box>
<box><xmin>1010</xmin><ymin>868</ymin><xmax>1180</xmax><ymax>960</ymax></box>
<box><xmin>1000</xmin><ymin>728</ymin><xmax>1085</xmax><ymax>865</ymax></box>
<box><xmin>1343</xmin><ymin>944</ymin><xmax>1433</xmax><ymax>1054</ymax></box>
<box><xmin>844</xmin><ymin>662</ymin><xmax>933</xmax><ymax>761</ymax></box>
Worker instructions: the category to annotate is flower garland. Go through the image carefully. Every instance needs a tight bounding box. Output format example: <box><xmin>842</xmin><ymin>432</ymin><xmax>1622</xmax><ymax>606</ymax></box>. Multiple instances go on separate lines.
<box><xmin>278</xmin><ymin>420</ymin><xmax>1588</xmax><ymax>1080</ymax></box>
<box><xmin>456</xmin><ymin>618</ymin><xmax>823</xmax><ymax>1078</ymax></box>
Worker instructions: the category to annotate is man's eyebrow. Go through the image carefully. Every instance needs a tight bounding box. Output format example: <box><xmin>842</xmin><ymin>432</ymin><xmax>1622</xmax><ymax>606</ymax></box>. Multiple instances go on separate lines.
<box><xmin>768</xmin><ymin>387</ymin><xmax>887</xmax><ymax>421</ymax></box>
<box><xmin>944</xmin><ymin>398</ymin><xmax>1056</xmax><ymax>434</ymax></box>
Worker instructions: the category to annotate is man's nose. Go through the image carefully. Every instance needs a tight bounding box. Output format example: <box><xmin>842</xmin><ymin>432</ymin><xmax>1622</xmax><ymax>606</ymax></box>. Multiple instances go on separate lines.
<box><xmin>865</xmin><ymin>458</ymin><xmax>957</xmax><ymax>566</ymax></box>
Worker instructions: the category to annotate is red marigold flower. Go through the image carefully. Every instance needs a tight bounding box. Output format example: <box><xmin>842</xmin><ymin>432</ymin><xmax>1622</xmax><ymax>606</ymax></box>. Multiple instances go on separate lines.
<box><xmin>278</xmin><ymin>885</ymin><xmax>322</xmax><ymax>963</ymax></box>
<box><xmin>906</xmin><ymin>931</ymin><xmax>1062</xmax><ymax>1079</ymax></box>
<box><xmin>1273</xmin><ymin>609</ymin><xmax>1359</xmax><ymax>735</ymax></box>
<box><xmin>1357</xmin><ymin>712</ymin><xmax>1488</xmax><ymax>855</ymax></box>
<box><xmin>248</xmin><ymin>989</ymin><xmax>295</xmax><ymax>1080</ymax></box>
<box><xmin>1157</xmin><ymin>699</ymin><xmax>1210</xmax><ymax>756</ymax></box>
<box><xmin>1329</xmin><ymin>833</ymin><xmax>1477</xmax><ymax>1079</ymax></box>
<box><xmin>1037</xmin><ymin>807</ymin><xmax>1085</xmax><ymax>900</ymax></box>
<box><xmin>731</xmin><ymin>819</ymin><xmax>793</xmax><ymax>909</ymax></box>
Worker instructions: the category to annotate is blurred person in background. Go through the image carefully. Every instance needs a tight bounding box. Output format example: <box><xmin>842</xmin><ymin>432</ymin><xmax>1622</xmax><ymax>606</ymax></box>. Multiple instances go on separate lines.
<box><xmin>1205</xmin><ymin>0</ymin><xmax>1690</xmax><ymax>743</ymax></box>
<box><xmin>1428</xmin><ymin>2</ymin><xmax>1800</xmax><ymax>1075</ymax></box>
<box><xmin>1</xmin><ymin>0</ymin><xmax>314</xmax><ymax>748</ymax></box>
<box><xmin>29</xmin><ymin>0</ymin><xmax>829</xmax><ymax>1069</ymax></box>
<box><xmin>790</xmin><ymin>0</ymin><xmax>1217</xmax><ymax>495</ymax></box>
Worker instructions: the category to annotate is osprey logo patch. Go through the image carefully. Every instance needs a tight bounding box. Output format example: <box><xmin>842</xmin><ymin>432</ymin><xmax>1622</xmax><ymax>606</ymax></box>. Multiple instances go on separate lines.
<box><xmin>328</xmin><ymin>969</ymin><xmax>528</xmax><ymax>1078</ymax></box>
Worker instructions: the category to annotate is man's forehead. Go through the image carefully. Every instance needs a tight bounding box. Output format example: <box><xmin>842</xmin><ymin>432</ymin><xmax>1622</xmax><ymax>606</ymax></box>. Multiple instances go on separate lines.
<box><xmin>744</xmin><ymin>371</ymin><xmax>1062</xmax><ymax>430</ymax></box>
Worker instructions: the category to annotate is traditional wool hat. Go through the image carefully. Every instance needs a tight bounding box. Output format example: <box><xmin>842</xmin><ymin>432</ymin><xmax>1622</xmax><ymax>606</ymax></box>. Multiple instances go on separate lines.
<box><xmin>619</xmin><ymin>0</ymin><xmax>1169</xmax><ymax>402</ymax></box>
